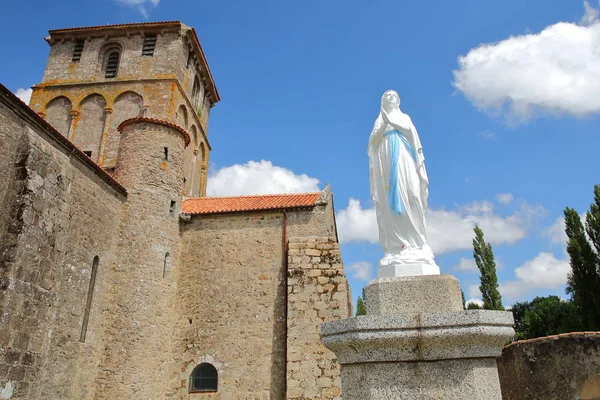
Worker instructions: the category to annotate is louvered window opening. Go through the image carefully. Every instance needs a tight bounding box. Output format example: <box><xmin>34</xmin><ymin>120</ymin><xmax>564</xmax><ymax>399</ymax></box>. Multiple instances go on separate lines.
<box><xmin>72</xmin><ymin>41</ymin><xmax>84</xmax><ymax>62</ymax></box>
<box><xmin>142</xmin><ymin>35</ymin><xmax>157</xmax><ymax>56</ymax></box>
<box><xmin>105</xmin><ymin>52</ymin><xmax>120</xmax><ymax>78</ymax></box>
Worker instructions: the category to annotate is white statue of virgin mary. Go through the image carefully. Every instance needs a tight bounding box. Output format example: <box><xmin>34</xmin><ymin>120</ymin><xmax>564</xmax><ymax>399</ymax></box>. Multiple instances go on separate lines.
<box><xmin>368</xmin><ymin>90</ymin><xmax>440</xmax><ymax>277</ymax></box>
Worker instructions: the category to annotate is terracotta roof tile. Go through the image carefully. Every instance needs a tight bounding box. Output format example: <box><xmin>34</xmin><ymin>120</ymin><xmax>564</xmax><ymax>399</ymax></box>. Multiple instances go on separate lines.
<box><xmin>48</xmin><ymin>21</ymin><xmax>181</xmax><ymax>34</ymax></box>
<box><xmin>182</xmin><ymin>193</ymin><xmax>321</xmax><ymax>215</ymax></box>
<box><xmin>118</xmin><ymin>117</ymin><xmax>191</xmax><ymax>147</ymax></box>
<box><xmin>503</xmin><ymin>331</ymin><xmax>600</xmax><ymax>350</ymax></box>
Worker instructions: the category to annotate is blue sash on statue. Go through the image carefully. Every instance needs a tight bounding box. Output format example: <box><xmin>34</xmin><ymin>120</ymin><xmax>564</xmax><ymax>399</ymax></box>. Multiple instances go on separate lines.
<box><xmin>383</xmin><ymin>129</ymin><xmax>417</xmax><ymax>215</ymax></box>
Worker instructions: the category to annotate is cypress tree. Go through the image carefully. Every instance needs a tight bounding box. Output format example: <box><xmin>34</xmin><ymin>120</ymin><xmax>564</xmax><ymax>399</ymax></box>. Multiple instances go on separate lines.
<box><xmin>356</xmin><ymin>297</ymin><xmax>367</xmax><ymax>316</ymax></box>
<box><xmin>565</xmin><ymin>184</ymin><xmax>600</xmax><ymax>329</ymax></box>
<box><xmin>473</xmin><ymin>226</ymin><xmax>503</xmax><ymax>310</ymax></box>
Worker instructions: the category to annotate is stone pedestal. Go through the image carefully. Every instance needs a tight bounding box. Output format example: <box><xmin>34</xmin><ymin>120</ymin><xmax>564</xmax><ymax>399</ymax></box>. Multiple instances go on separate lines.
<box><xmin>321</xmin><ymin>275</ymin><xmax>514</xmax><ymax>400</ymax></box>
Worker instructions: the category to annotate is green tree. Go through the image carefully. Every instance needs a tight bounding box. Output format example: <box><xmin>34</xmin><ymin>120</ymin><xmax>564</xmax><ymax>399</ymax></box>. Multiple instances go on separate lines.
<box><xmin>564</xmin><ymin>184</ymin><xmax>600</xmax><ymax>330</ymax></box>
<box><xmin>472</xmin><ymin>226</ymin><xmax>503</xmax><ymax>310</ymax></box>
<box><xmin>355</xmin><ymin>287</ymin><xmax>367</xmax><ymax>316</ymax></box>
<box><xmin>356</xmin><ymin>297</ymin><xmax>367</xmax><ymax>316</ymax></box>
<box><xmin>510</xmin><ymin>301</ymin><xmax>532</xmax><ymax>340</ymax></box>
<box><xmin>516</xmin><ymin>296</ymin><xmax>582</xmax><ymax>340</ymax></box>
<box><xmin>461</xmin><ymin>289</ymin><xmax>466</xmax><ymax>310</ymax></box>
<box><xmin>466</xmin><ymin>302</ymin><xmax>482</xmax><ymax>310</ymax></box>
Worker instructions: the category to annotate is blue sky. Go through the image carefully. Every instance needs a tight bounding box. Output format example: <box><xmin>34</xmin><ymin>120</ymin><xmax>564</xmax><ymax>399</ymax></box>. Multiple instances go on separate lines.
<box><xmin>3</xmin><ymin>0</ymin><xmax>600</xmax><ymax>309</ymax></box>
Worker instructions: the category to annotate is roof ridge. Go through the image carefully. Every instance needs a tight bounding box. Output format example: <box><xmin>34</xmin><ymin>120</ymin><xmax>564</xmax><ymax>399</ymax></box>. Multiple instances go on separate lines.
<box><xmin>48</xmin><ymin>21</ymin><xmax>182</xmax><ymax>33</ymax></box>
<box><xmin>183</xmin><ymin>192</ymin><xmax>320</xmax><ymax>201</ymax></box>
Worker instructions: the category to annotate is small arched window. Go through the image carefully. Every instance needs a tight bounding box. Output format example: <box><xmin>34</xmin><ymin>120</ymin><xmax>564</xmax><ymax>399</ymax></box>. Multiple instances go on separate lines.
<box><xmin>192</xmin><ymin>77</ymin><xmax>201</xmax><ymax>111</ymax></box>
<box><xmin>105</xmin><ymin>51</ymin><xmax>120</xmax><ymax>78</ymax></box>
<box><xmin>190</xmin><ymin>363</ymin><xmax>218</xmax><ymax>393</ymax></box>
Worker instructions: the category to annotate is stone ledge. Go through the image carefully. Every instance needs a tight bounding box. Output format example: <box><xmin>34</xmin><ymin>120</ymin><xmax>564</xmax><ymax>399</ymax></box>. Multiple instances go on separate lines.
<box><xmin>321</xmin><ymin>310</ymin><xmax>514</xmax><ymax>364</ymax></box>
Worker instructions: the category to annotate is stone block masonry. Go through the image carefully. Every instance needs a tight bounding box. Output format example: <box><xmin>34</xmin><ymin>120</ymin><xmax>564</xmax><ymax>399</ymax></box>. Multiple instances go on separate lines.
<box><xmin>286</xmin><ymin>237</ymin><xmax>351</xmax><ymax>400</ymax></box>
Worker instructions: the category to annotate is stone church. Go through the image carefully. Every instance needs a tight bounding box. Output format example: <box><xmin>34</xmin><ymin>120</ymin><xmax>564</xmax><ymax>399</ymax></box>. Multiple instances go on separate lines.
<box><xmin>0</xmin><ymin>21</ymin><xmax>351</xmax><ymax>399</ymax></box>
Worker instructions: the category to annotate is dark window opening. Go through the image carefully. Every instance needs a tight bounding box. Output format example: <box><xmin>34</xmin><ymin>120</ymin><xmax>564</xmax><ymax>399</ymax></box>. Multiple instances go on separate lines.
<box><xmin>187</xmin><ymin>52</ymin><xmax>194</xmax><ymax>69</ymax></box>
<box><xmin>163</xmin><ymin>252</ymin><xmax>171</xmax><ymax>278</ymax></box>
<box><xmin>169</xmin><ymin>200</ymin><xmax>176</xmax><ymax>215</ymax></box>
<box><xmin>190</xmin><ymin>363</ymin><xmax>218</xmax><ymax>393</ymax></box>
<box><xmin>105</xmin><ymin>51</ymin><xmax>120</xmax><ymax>78</ymax></box>
<box><xmin>142</xmin><ymin>35</ymin><xmax>157</xmax><ymax>56</ymax></box>
<box><xmin>83</xmin><ymin>151</ymin><xmax>92</xmax><ymax>158</ymax></box>
<box><xmin>80</xmin><ymin>256</ymin><xmax>99</xmax><ymax>343</ymax></box>
<box><xmin>164</xmin><ymin>147</ymin><xmax>169</xmax><ymax>161</ymax></box>
<box><xmin>72</xmin><ymin>40</ymin><xmax>84</xmax><ymax>62</ymax></box>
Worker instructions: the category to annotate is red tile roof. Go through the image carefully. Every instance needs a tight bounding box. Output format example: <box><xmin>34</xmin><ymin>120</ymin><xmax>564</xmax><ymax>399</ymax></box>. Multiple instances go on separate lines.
<box><xmin>118</xmin><ymin>117</ymin><xmax>191</xmax><ymax>147</ymax></box>
<box><xmin>48</xmin><ymin>21</ymin><xmax>181</xmax><ymax>33</ymax></box>
<box><xmin>182</xmin><ymin>193</ymin><xmax>321</xmax><ymax>215</ymax></box>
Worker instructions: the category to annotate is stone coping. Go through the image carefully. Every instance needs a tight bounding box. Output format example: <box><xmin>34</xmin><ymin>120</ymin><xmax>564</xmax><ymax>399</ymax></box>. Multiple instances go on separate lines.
<box><xmin>321</xmin><ymin>310</ymin><xmax>514</xmax><ymax>364</ymax></box>
<box><xmin>322</xmin><ymin>310</ymin><xmax>514</xmax><ymax>336</ymax></box>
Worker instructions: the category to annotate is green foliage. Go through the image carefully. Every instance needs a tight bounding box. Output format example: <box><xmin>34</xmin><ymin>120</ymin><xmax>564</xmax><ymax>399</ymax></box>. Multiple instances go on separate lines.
<box><xmin>512</xmin><ymin>296</ymin><xmax>583</xmax><ymax>340</ymax></box>
<box><xmin>461</xmin><ymin>289</ymin><xmax>466</xmax><ymax>310</ymax></box>
<box><xmin>510</xmin><ymin>301</ymin><xmax>531</xmax><ymax>339</ymax></box>
<box><xmin>564</xmin><ymin>184</ymin><xmax>600</xmax><ymax>330</ymax></box>
<box><xmin>356</xmin><ymin>297</ymin><xmax>367</xmax><ymax>316</ymax></box>
<box><xmin>466</xmin><ymin>302</ymin><xmax>482</xmax><ymax>310</ymax></box>
<box><xmin>472</xmin><ymin>226</ymin><xmax>503</xmax><ymax>310</ymax></box>
<box><xmin>355</xmin><ymin>287</ymin><xmax>367</xmax><ymax>316</ymax></box>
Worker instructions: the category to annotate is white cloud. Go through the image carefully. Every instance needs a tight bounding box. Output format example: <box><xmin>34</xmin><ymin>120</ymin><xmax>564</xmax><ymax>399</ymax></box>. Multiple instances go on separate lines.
<box><xmin>581</xmin><ymin>0</ymin><xmax>599</xmax><ymax>25</ymax></box>
<box><xmin>336</xmin><ymin>197</ymin><xmax>544</xmax><ymax>254</ymax></box>
<box><xmin>478</xmin><ymin>130</ymin><xmax>496</xmax><ymax>140</ymax></box>
<box><xmin>336</xmin><ymin>199</ymin><xmax>378</xmax><ymax>244</ymax></box>
<box><xmin>465</xmin><ymin>298</ymin><xmax>484</xmax><ymax>308</ymax></box>
<box><xmin>427</xmin><ymin>200</ymin><xmax>544</xmax><ymax>254</ymax></box>
<box><xmin>468</xmin><ymin>283</ymin><xmax>481</xmax><ymax>299</ymax></box>
<box><xmin>496</xmin><ymin>193</ymin><xmax>514</xmax><ymax>205</ymax></box>
<box><xmin>452</xmin><ymin>2</ymin><xmax>600</xmax><ymax>122</ymax></box>
<box><xmin>500</xmin><ymin>252</ymin><xmax>570</xmax><ymax>301</ymax></box>
<box><xmin>14</xmin><ymin>88</ymin><xmax>32</xmax><ymax>105</ymax></box>
<box><xmin>453</xmin><ymin>257</ymin><xmax>478</xmax><ymax>272</ymax></box>
<box><xmin>544</xmin><ymin>216</ymin><xmax>568</xmax><ymax>245</ymax></box>
<box><xmin>206</xmin><ymin>160</ymin><xmax>320</xmax><ymax>197</ymax></box>
<box><xmin>346</xmin><ymin>261</ymin><xmax>374</xmax><ymax>282</ymax></box>
<box><xmin>114</xmin><ymin>0</ymin><xmax>159</xmax><ymax>17</ymax></box>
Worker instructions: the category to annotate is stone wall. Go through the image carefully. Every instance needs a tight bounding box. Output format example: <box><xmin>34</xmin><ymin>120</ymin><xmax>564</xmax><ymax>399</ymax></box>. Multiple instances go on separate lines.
<box><xmin>286</xmin><ymin>237</ymin><xmax>351</xmax><ymax>400</ymax></box>
<box><xmin>497</xmin><ymin>332</ymin><xmax>600</xmax><ymax>400</ymax></box>
<box><xmin>178</xmin><ymin>212</ymin><xmax>288</xmax><ymax>399</ymax></box>
<box><xmin>0</xmin><ymin>89</ymin><xmax>125</xmax><ymax>399</ymax></box>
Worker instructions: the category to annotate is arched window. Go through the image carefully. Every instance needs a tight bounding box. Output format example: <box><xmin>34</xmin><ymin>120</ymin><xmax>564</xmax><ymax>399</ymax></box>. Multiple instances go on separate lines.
<box><xmin>105</xmin><ymin>51</ymin><xmax>120</xmax><ymax>78</ymax></box>
<box><xmin>176</xmin><ymin>105</ymin><xmax>188</xmax><ymax>129</ymax></box>
<box><xmin>192</xmin><ymin>76</ymin><xmax>202</xmax><ymax>111</ymax></box>
<box><xmin>45</xmin><ymin>96</ymin><xmax>72</xmax><ymax>137</ymax></box>
<box><xmin>190</xmin><ymin>363</ymin><xmax>218</xmax><ymax>393</ymax></box>
<box><xmin>74</xmin><ymin>94</ymin><xmax>107</xmax><ymax>161</ymax></box>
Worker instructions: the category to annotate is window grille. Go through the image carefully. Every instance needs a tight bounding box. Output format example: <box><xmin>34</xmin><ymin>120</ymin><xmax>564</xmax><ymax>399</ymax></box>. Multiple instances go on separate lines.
<box><xmin>190</xmin><ymin>363</ymin><xmax>218</xmax><ymax>393</ymax></box>
<box><xmin>105</xmin><ymin>51</ymin><xmax>120</xmax><ymax>78</ymax></box>
<box><xmin>72</xmin><ymin>40</ymin><xmax>84</xmax><ymax>62</ymax></box>
<box><xmin>142</xmin><ymin>35</ymin><xmax>157</xmax><ymax>56</ymax></box>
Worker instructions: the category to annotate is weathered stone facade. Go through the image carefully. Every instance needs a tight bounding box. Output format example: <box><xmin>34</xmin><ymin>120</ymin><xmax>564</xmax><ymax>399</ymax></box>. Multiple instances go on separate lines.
<box><xmin>287</xmin><ymin>237</ymin><xmax>351</xmax><ymax>399</ymax></box>
<box><xmin>0</xmin><ymin>21</ymin><xmax>351</xmax><ymax>400</ymax></box>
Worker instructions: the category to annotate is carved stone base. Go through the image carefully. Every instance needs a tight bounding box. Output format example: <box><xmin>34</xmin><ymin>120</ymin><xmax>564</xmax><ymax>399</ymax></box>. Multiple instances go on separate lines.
<box><xmin>378</xmin><ymin>250</ymin><xmax>440</xmax><ymax>278</ymax></box>
<box><xmin>378</xmin><ymin>261</ymin><xmax>439</xmax><ymax>278</ymax></box>
<box><xmin>321</xmin><ymin>275</ymin><xmax>514</xmax><ymax>399</ymax></box>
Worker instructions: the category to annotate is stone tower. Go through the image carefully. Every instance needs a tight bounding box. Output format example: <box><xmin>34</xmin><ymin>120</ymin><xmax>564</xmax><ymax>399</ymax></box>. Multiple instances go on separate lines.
<box><xmin>28</xmin><ymin>21</ymin><xmax>218</xmax><ymax>196</ymax></box>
